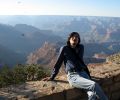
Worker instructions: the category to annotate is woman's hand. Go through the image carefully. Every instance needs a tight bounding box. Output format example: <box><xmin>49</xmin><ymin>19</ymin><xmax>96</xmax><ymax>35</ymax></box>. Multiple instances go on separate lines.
<box><xmin>41</xmin><ymin>77</ymin><xmax>53</xmax><ymax>81</ymax></box>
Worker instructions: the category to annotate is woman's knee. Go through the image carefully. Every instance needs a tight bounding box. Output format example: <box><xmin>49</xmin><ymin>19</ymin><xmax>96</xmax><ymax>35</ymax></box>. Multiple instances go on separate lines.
<box><xmin>89</xmin><ymin>81</ymin><xmax>96</xmax><ymax>90</ymax></box>
<box><xmin>90</xmin><ymin>81</ymin><xmax>101</xmax><ymax>92</ymax></box>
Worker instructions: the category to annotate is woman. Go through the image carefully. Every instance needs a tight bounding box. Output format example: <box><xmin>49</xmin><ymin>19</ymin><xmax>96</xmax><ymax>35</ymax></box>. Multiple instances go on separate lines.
<box><xmin>43</xmin><ymin>32</ymin><xmax>108</xmax><ymax>100</ymax></box>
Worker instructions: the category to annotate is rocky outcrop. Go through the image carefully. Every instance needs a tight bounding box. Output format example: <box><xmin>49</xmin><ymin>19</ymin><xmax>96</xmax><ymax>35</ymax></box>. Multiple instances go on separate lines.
<box><xmin>106</xmin><ymin>52</ymin><xmax>120</xmax><ymax>64</ymax></box>
<box><xmin>0</xmin><ymin>62</ymin><xmax>120</xmax><ymax>100</ymax></box>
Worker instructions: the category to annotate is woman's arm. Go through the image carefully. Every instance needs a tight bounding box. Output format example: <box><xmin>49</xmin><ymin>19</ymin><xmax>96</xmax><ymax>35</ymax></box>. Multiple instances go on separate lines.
<box><xmin>50</xmin><ymin>46</ymin><xmax>64</xmax><ymax>80</ymax></box>
<box><xmin>78</xmin><ymin>44</ymin><xmax>84</xmax><ymax>60</ymax></box>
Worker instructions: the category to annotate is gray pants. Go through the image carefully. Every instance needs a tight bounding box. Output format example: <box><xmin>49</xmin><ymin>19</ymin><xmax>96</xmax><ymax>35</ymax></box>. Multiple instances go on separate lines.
<box><xmin>67</xmin><ymin>71</ymin><xmax>108</xmax><ymax>100</ymax></box>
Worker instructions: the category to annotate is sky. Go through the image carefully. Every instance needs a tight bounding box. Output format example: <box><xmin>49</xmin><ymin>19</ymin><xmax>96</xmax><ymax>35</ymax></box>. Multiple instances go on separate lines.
<box><xmin>0</xmin><ymin>0</ymin><xmax>120</xmax><ymax>17</ymax></box>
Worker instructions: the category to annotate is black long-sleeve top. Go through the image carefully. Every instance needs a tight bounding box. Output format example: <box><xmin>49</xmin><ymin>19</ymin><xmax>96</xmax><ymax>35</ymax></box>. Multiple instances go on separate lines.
<box><xmin>50</xmin><ymin>44</ymin><xmax>90</xmax><ymax>80</ymax></box>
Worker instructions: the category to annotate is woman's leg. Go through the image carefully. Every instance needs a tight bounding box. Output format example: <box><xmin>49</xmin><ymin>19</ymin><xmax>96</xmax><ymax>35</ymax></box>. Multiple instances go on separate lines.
<box><xmin>67</xmin><ymin>72</ymin><xmax>108</xmax><ymax>100</ymax></box>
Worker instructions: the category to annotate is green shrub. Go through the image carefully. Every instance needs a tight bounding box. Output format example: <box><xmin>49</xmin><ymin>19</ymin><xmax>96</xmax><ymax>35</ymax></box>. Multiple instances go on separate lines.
<box><xmin>0</xmin><ymin>66</ymin><xmax>14</xmax><ymax>87</ymax></box>
<box><xmin>0</xmin><ymin>64</ymin><xmax>50</xmax><ymax>87</ymax></box>
<box><xmin>12</xmin><ymin>64</ymin><xmax>27</xmax><ymax>84</ymax></box>
<box><xmin>25</xmin><ymin>64</ymin><xmax>50</xmax><ymax>81</ymax></box>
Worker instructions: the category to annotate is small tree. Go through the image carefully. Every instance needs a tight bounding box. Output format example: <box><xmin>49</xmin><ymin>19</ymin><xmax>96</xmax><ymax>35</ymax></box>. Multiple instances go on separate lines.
<box><xmin>12</xmin><ymin>64</ymin><xmax>27</xmax><ymax>84</ymax></box>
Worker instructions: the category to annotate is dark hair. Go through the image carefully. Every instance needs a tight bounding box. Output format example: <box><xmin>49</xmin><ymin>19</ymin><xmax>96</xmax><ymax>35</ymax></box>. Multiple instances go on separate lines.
<box><xmin>67</xmin><ymin>32</ymin><xmax>81</xmax><ymax>46</ymax></box>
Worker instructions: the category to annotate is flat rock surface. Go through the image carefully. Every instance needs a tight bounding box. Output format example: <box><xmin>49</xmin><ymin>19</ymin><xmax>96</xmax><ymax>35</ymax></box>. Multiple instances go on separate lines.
<box><xmin>0</xmin><ymin>63</ymin><xmax>120</xmax><ymax>100</ymax></box>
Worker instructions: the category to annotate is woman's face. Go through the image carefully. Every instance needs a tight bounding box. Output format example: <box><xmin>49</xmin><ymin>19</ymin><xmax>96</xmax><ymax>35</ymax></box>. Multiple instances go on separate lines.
<box><xmin>69</xmin><ymin>34</ymin><xmax>79</xmax><ymax>47</ymax></box>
